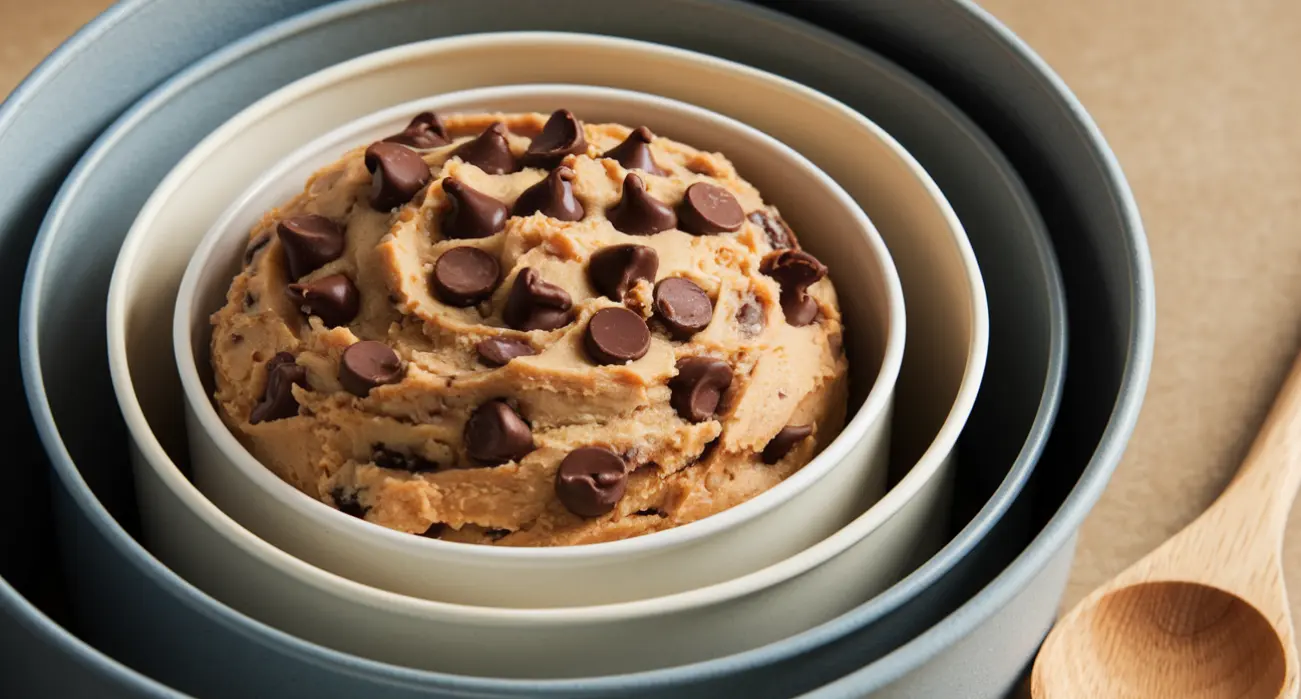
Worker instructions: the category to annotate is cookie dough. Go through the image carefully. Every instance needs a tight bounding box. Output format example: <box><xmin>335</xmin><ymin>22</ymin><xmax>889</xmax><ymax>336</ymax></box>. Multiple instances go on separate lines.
<box><xmin>210</xmin><ymin>109</ymin><xmax>850</xmax><ymax>546</ymax></box>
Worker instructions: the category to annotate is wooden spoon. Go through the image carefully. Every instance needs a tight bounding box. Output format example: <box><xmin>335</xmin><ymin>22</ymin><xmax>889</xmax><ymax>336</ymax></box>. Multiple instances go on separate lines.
<box><xmin>1031</xmin><ymin>348</ymin><xmax>1301</xmax><ymax>699</ymax></box>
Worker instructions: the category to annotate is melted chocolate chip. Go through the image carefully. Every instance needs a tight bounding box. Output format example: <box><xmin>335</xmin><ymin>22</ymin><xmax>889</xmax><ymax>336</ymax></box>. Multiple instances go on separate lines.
<box><xmin>521</xmin><ymin>109</ymin><xmax>588</xmax><ymax>168</ymax></box>
<box><xmin>748</xmin><ymin>210</ymin><xmax>797</xmax><ymax>250</ymax></box>
<box><xmin>451</xmin><ymin>122</ymin><xmax>516</xmax><ymax>174</ymax></box>
<box><xmin>584</xmin><ymin>307</ymin><xmax>651</xmax><ymax>365</ymax></box>
<box><xmin>373</xmin><ymin>445</ymin><xmax>440</xmax><ymax>473</ymax></box>
<box><xmin>511</xmin><ymin>166</ymin><xmax>584</xmax><ymax>221</ymax></box>
<box><xmin>653</xmin><ymin>277</ymin><xmax>713</xmax><ymax>339</ymax></box>
<box><xmin>382</xmin><ymin>111</ymin><xmax>450</xmax><ymax>149</ymax></box>
<box><xmin>677</xmin><ymin>183</ymin><xmax>744</xmax><ymax>235</ymax></box>
<box><xmin>441</xmin><ymin>178</ymin><xmax>509</xmax><ymax>239</ymax></box>
<box><xmin>502</xmin><ymin>268</ymin><xmax>573</xmax><ymax>331</ymax></box>
<box><xmin>338</xmin><ymin>341</ymin><xmax>403</xmax><ymax>397</ymax></box>
<box><xmin>364</xmin><ymin>142</ymin><xmax>432</xmax><ymax>210</ymax></box>
<box><xmin>736</xmin><ymin>300</ymin><xmax>765</xmax><ymax>337</ymax></box>
<box><xmin>669</xmin><ymin>357</ymin><xmax>732</xmax><ymax>423</ymax></box>
<box><xmin>607</xmin><ymin>173</ymin><xmax>677</xmax><ymax>235</ymax></box>
<box><xmin>555</xmin><ymin>446</ymin><xmax>628</xmax><ymax>517</ymax></box>
<box><xmin>286</xmin><ymin>273</ymin><xmax>360</xmax><ymax>327</ymax></box>
<box><xmin>475</xmin><ymin>337</ymin><xmax>536</xmax><ymax>367</ymax></box>
<box><xmin>464</xmin><ymin>400</ymin><xmax>534</xmax><ymax>465</ymax></box>
<box><xmin>430</xmin><ymin>247</ymin><xmax>501</xmax><ymax>307</ymax></box>
<box><xmin>331</xmin><ymin>487</ymin><xmax>369</xmax><ymax>519</ymax></box>
<box><xmin>762</xmin><ymin>425</ymin><xmax>813</xmax><ymax>464</ymax></box>
<box><xmin>587</xmin><ymin>244</ymin><xmax>659</xmax><ymax>301</ymax></box>
<box><xmin>277</xmin><ymin>215</ymin><xmax>345</xmax><ymax>279</ymax></box>
<box><xmin>761</xmin><ymin>250</ymin><xmax>828</xmax><ymax>327</ymax></box>
<box><xmin>600</xmin><ymin>126</ymin><xmax>665</xmax><ymax>175</ymax></box>
<box><xmin>250</xmin><ymin>352</ymin><xmax>307</xmax><ymax>424</ymax></box>
<box><xmin>244</xmin><ymin>231</ymin><xmax>272</xmax><ymax>264</ymax></box>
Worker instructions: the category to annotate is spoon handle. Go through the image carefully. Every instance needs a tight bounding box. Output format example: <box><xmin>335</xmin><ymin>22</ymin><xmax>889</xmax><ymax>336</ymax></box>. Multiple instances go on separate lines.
<box><xmin>1221</xmin><ymin>347</ymin><xmax>1301</xmax><ymax>530</ymax></box>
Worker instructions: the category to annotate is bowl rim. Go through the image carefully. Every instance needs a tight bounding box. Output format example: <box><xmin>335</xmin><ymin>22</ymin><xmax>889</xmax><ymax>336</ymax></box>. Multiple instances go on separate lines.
<box><xmin>170</xmin><ymin>82</ymin><xmax>910</xmax><ymax>566</ymax></box>
<box><xmin>106</xmin><ymin>33</ymin><xmax>982</xmax><ymax>622</ymax></box>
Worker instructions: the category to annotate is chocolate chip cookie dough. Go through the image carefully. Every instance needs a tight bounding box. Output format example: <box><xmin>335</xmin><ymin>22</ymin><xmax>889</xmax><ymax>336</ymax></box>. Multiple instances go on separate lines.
<box><xmin>210</xmin><ymin>109</ymin><xmax>850</xmax><ymax>546</ymax></box>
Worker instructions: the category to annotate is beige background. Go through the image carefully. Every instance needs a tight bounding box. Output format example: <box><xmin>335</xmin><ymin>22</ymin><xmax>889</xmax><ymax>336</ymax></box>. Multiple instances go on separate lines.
<box><xmin>5</xmin><ymin>0</ymin><xmax>1300</xmax><ymax>691</ymax></box>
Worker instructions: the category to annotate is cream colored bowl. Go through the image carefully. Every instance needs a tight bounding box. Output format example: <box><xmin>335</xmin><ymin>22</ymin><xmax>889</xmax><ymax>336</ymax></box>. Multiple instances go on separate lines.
<box><xmin>107</xmin><ymin>33</ymin><xmax>987</xmax><ymax>677</ymax></box>
<box><xmin>173</xmin><ymin>85</ymin><xmax>904</xmax><ymax>607</ymax></box>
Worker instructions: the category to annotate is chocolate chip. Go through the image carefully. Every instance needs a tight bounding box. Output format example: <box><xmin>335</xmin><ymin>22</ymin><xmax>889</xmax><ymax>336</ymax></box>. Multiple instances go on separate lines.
<box><xmin>583</xmin><ymin>307</ymin><xmax>651</xmax><ymax>365</ymax></box>
<box><xmin>441</xmin><ymin>178</ymin><xmax>509</xmax><ymax>239</ymax></box>
<box><xmin>475</xmin><ymin>337</ymin><xmax>536</xmax><ymax>366</ymax></box>
<box><xmin>339</xmin><ymin>341</ymin><xmax>403</xmax><ymax>397</ymax></box>
<box><xmin>451</xmin><ymin>122</ymin><xmax>516</xmax><ymax>175</ymax></box>
<box><xmin>521</xmin><ymin>109</ymin><xmax>587</xmax><ymax>168</ymax></box>
<box><xmin>421</xmin><ymin>523</ymin><xmax>447</xmax><ymax>538</ymax></box>
<box><xmin>373</xmin><ymin>445</ymin><xmax>440</xmax><ymax>473</ymax></box>
<box><xmin>749</xmin><ymin>210</ymin><xmax>797</xmax><ymax>250</ymax></box>
<box><xmin>244</xmin><ymin>231</ymin><xmax>271</xmax><ymax>264</ymax></box>
<box><xmin>555</xmin><ymin>446</ymin><xmax>628</xmax><ymax>517</ymax></box>
<box><xmin>653</xmin><ymin>277</ymin><xmax>713</xmax><ymax>339</ymax></box>
<box><xmin>761</xmin><ymin>250</ymin><xmax>828</xmax><ymax>327</ymax></box>
<box><xmin>331</xmin><ymin>487</ymin><xmax>368</xmax><ymax>519</ymax></box>
<box><xmin>250</xmin><ymin>352</ymin><xmax>307</xmax><ymax>424</ymax></box>
<box><xmin>244</xmin><ymin>291</ymin><xmax>257</xmax><ymax>309</ymax></box>
<box><xmin>669</xmin><ymin>357</ymin><xmax>731</xmax><ymax>422</ymax></box>
<box><xmin>365</xmin><ymin>142</ymin><xmax>432</xmax><ymax>210</ymax></box>
<box><xmin>588</xmin><ymin>244</ymin><xmax>658</xmax><ymax>301</ymax></box>
<box><xmin>286</xmin><ymin>274</ymin><xmax>360</xmax><ymax>327</ymax></box>
<box><xmin>634</xmin><ymin>507</ymin><xmax>665</xmax><ymax>517</ymax></box>
<box><xmin>678</xmin><ymin>183</ymin><xmax>744</xmax><ymax>235</ymax></box>
<box><xmin>230</xmin><ymin>333</ymin><xmax>244</xmax><ymax>344</ymax></box>
<box><xmin>502</xmin><ymin>268</ymin><xmax>573</xmax><ymax>331</ymax></box>
<box><xmin>736</xmin><ymin>300</ymin><xmax>765</xmax><ymax>337</ymax></box>
<box><xmin>382</xmin><ymin>112</ymin><xmax>449</xmax><ymax>149</ymax></box>
<box><xmin>606</xmin><ymin>173</ymin><xmax>677</xmax><ymax>235</ymax></box>
<box><xmin>464</xmin><ymin>399</ymin><xmax>534</xmax><ymax>465</ymax></box>
<box><xmin>511</xmin><ymin>166</ymin><xmax>584</xmax><ymax>221</ymax></box>
<box><xmin>277</xmin><ymin>215</ymin><xmax>345</xmax><ymax>279</ymax></box>
<box><xmin>600</xmin><ymin>126</ymin><xmax>665</xmax><ymax>175</ymax></box>
<box><xmin>762</xmin><ymin>425</ymin><xmax>813</xmax><ymax>464</ymax></box>
<box><xmin>431</xmin><ymin>247</ymin><xmax>501</xmax><ymax>307</ymax></box>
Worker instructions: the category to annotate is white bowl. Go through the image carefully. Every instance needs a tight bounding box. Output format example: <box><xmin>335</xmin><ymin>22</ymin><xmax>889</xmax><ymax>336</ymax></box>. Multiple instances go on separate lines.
<box><xmin>107</xmin><ymin>33</ymin><xmax>987</xmax><ymax>677</ymax></box>
<box><xmin>173</xmin><ymin>85</ymin><xmax>905</xmax><ymax>607</ymax></box>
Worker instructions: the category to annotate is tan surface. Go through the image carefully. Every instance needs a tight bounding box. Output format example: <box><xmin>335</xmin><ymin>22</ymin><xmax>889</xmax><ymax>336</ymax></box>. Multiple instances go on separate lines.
<box><xmin>8</xmin><ymin>0</ymin><xmax>1301</xmax><ymax>688</ymax></box>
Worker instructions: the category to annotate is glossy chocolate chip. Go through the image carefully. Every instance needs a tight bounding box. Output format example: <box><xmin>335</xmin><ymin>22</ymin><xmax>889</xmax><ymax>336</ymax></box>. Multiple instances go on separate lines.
<box><xmin>331</xmin><ymin>488</ymin><xmax>369</xmax><ymax>519</ymax></box>
<box><xmin>277</xmin><ymin>215</ymin><xmax>345</xmax><ymax>279</ymax></box>
<box><xmin>286</xmin><ymin>274</ymin><xmax>360</xmax><ymax>328</ymax></box>
<box><xmin>653</xmin><ymin>277</ymin><xmax>713</xmax><ymax>339</ymax></box>
<box><xmin>736</xmin><ymin>300</ymin><xmax>766</xmax><ymax>337</ymax></box>
<box><xmin>431</xmin><ymin>247</ymin><xmax>501</xmax><ymax>307</ymax></box>
<box><xmin>555</xmin><ymin>446</ymin><xmax>628</xmax><ymax>517</ymax></box>
<box><xmin>502</xmin><ymin>268</ymin><xmax>573</xmax><ymax>331</ymax></box>
<box><xmin>669</xmin><ymin>356</ymin><xmax>732</xmax><ymax>422</ymax></box>
<box><xmin>749</xmin><ymin>210</ymin><xmax>797</xmax><ymax>249</ymax></box>
<box><xmin>339</xmin><ymin>341</ymin><xmax>403</xmax><ymax>397</ymax></box>
<box><xmin>762</xmin><ymin>424</ymin><xmax>813</xmax><ymax>464</ymax></box>
<box><xmin>511</xmin><ymin>166</ymin><xmax>584</xmax><ymax>221</ymax></box>
<box><xmin>451</xmin><ymin>122</ymin><xmax>516</xmax><ymax>174</ymax></box>
<box><xmin>244</xmin><ymin>231</ymin><xmax>271</xmax><ymax>264</ymax></box>
<box><xmin>606</xmin><ymin>173</ymin><xmax>677</xmax><ymax>236</ymax></box>
<box><xmin>521</xmin><ymin>109</ymin><xmax>588</xmax><ymax>168</ymax></box>
<box><xmin>588</xmin><ymin>244</ymin><xmax>658</xmax><ymax>301</ymax></box>
<box><xmin>382</xmin><ymin>111</ymin><xmax>450</xmax><ymax>149</ymax></box>
<box><xmin>761</xmin><ymin>250</ymin><xmax>828</xmax><ymax>327</ymax></box>
<box><xmin>583</xmin><ymin>307</ymin><xmax>651</xmax><ymax>365</ymax></box>
<box><xmin>677</xmin><ymin>183</ymin><xmax>744</xmax><ymax>235</ymax></box>
<box><xmin>464</xmin><ymin>399</ymin><xmax>534</xmax><ymax>465</ymax></box>
<box><xmin>475</xmin><ymin>338</ymin><xmax>536</xmax><ymax>367</ymax></box>
<box><xmin>373</xmin><ymin>444</ymin><xmax>440</xmax><ymax>473</ymax></box>
<box><xmin>250</xmin><ymin>352</ymin><xmax>307</xmax><ymax>424</ymax></box>
<box><xmin>600</xmin><ymin>126</ymin><xmax>665</xmax><ymax>175</ymax></box>
<box><xmin>441</xmin><ymin>178</ymin><xmax>509</xmax><ymax>239</ymax></box>
<box><xmin>365</xmin><ymin>142</ymin><xmax>432</xmax><ymax>210</ymax></box>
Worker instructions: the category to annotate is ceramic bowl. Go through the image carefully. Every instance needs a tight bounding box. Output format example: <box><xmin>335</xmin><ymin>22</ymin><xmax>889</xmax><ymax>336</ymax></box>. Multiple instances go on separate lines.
<box><xmin>103</xmin><ymin>34</ymin><xmax>984</xmax><ymax>676</ymax></box>
<box><xmin>19</xmin><ymin>2</ymin><xmax>1078</xmax><ymax>694</ymax></box>
<box><xmin>170</xmin><ymin>84</ymin><xmax>906</xmax><ymax>607</ymax></box>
